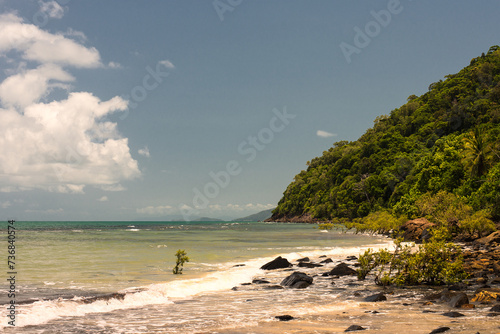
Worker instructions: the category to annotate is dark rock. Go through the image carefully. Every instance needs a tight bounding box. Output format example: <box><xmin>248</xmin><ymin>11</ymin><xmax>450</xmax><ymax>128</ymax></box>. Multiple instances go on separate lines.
<box><xmin>364</xmin><ymin>293</ymin><xmax>387</xmax><ymax>302</ymax></box>
<box><xmin>448</xmin><ymin>293</ymin><xmax>469</xmax><ymax>308</ymax></box>
<box><xmin>425</xmin><ymin>289</ymin><xmax>463</xmax><ymax>304</ymax></box>
<box><xmin>264</xmin><ymin>285</ymin><xmax>284</xmax><ymax>290</ymax></box>
<box><xmin>292</xmin><ymin>281</ymin><xmax>312</xmax><ymax>289</ymax></box>
<box><xmin>319</xmin><ymin>255</ymin><xmax>327</xmax><ymax>258</ymax></box>
<box><xmin>320</xmin><ymin>258</ymin><xmax>333</xmax><ymax>264</ymax></box>
<box><xmin>232</xmin><ymin>264</ymin><xmax>246</xmax><ymax>267</ymax></box>
<box><xmin>327</xmin><ymin>263</ymin><xmax>357</xmax><ymax>276</ymax></box>
<box><xmin>345</xmin><ymin>325</ymin><xmax>366</xmax><ymax>332</ymax></box>
<box><xmin>252</xmin><ymin>279</ymin><xmax>270</xmax><ymax>284</ymax></box>
<box><xmin>298</xmin><ymin>262</ymin><xmax>323</xmax><ymax>268</ymax></box>
<box><xmin>261</xmin><ymin>256</ymin><xmax>293</xmax><ymax>270</ymax></box>
<box><xmin>487</xmin><ymin>312</ymin><xmax>500</xmax><ymax>317</ymax></box>
<box><xmin>297</xmin><ymin>257</ymin><xmax>310</xmax><ymax>262</ymax></box>
<box><xmin>240</xmin><ymin>283</ymin><xmax>252</xmax><ymax>286</ymax></box>
<box><xmin>346</xmin><ymin>256</ymin><xmax>358</xmax><ymax>261</ymax></box>
<box><xmin>423</xmin><ymin>310</ymin><xmax>437</xmax><ymax>313</ymax></box>
<box><xmin>275</xmin><ymin>315</ymin><xmax>294</xmax><ymax>321</ymax></box>
<box><xmin>491</xmin><ymin>305</ymin><xmax>500</xmax><ymax>312</ymax></box>
<box><xmin>280</xmin><ymin>271</ymin><xmax>313</xmax><ymax>289</ymax></box>
<box><xmin>400</xmin><ymin>218</ymin><xmax>435</xmax><ymax>242</ymax></box>
<box><xmin>442</xmin><ymin>311</ymin><xmax>465</xmax><ymax>318</ymax></box>
<box><xmin>429</xmin><ymin>327</ymin><xmax>450</xmax><ymax>334</ymax></box>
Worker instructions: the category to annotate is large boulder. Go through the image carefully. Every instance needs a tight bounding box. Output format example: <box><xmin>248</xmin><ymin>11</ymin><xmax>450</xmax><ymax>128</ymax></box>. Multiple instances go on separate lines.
<box><xmin>400</xmin><ymin>218</ymin><xmax>435</xmax><ymax>242</ymax></box>
<box><xmin>280</xmin><ymin>271</ymin><xmax>313</xmax><ymax>289</ymax></box>
<box><xmin>261</xmin><ymin>256</ymin><xmax>293</xmax><ymax>270</ymax></box>
<box><xmin>326</xmin><ymin>263</ymin><xmax>357</xmax><ymax>276</ymax></box>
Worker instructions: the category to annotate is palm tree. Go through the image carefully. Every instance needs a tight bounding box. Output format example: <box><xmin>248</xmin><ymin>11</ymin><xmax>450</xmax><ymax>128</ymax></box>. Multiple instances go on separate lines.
<box><xmin>462</xmin><ymin>126</ymin><xmax>491</xmax><ymax>178</ymax></box>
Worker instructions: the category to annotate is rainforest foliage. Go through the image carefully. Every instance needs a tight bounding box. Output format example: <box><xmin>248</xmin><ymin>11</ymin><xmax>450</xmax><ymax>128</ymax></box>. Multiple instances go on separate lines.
<box><xmin>273</xmin><ymin>46</ymin><xmax>500</xmax><ymax>233</ymax></box>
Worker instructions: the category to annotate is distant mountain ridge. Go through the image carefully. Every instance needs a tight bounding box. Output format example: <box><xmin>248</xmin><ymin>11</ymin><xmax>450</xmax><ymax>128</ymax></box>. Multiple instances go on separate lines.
<box><xmin>233</xmin><ymin>208</ymin><xmax>275</xmax><ymax>222</ymax></box>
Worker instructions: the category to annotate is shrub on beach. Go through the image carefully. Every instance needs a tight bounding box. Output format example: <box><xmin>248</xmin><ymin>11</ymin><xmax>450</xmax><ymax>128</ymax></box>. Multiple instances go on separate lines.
<box><xmin>357</xmin><ymin>235</ymin><xmax>468</xmax><ymax>286</ymax></box>
<box><xmin>173</xmin><ymin>249</ymin><xmax>189</xmax><ymax>275</ymax></box>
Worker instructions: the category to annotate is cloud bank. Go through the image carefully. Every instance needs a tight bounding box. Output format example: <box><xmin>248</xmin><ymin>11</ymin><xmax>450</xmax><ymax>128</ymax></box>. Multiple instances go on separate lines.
<box><xmin>0</xmin><ymin>13</ymin><xmax>140</xmax><ymax>193</ymax></box>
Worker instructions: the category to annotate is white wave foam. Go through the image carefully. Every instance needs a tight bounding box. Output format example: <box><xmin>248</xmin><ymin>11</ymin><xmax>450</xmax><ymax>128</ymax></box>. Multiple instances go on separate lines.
<box><xmin>1</xmin><ymin>240</ymin><xmax>393</xmax><ymax>329</ymax></box>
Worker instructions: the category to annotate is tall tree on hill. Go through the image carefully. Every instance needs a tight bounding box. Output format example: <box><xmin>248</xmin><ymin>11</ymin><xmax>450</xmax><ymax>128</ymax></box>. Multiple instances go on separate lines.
<box><xmin>462</xmin><ymin>126</ymin><xmax>492</xmax><ymax>178</ymax></box>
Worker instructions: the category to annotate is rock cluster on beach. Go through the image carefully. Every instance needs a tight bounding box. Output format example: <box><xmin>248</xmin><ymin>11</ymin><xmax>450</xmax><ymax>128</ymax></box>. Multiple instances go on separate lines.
<box><xmin>231</xmin><ymin>228</ymin><xmax>500</xmax><ymax>333</ymax></box>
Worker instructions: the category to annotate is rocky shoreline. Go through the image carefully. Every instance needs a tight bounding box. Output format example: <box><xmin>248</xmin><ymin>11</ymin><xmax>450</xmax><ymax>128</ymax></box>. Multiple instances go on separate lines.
<box><xmin>227</xmin><ymin>223</ymin><xmax>500</xmax><ymax>333</ymax></box>
<box><xmin>227</xmin><ymin>251</ymin><xmax>500</xmax><ymax>333</ymax></box>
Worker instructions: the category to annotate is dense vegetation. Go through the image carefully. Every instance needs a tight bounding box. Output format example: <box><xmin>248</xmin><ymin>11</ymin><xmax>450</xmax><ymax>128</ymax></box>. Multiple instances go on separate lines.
<box><xmin>272</xmin><ymin>46</ymin><xmax>500</xmax><ymax>236</ymax></box>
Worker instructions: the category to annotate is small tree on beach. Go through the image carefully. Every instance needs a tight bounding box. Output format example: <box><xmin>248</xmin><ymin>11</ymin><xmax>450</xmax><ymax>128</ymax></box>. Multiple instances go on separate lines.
<box><xmin>173</xmin><ymin>249</ymin><xmax>189</xmax><ymax>275</ymax></box>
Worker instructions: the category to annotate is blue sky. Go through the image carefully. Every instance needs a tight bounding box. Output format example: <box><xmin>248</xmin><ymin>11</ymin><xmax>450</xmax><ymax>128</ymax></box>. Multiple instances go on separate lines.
<box><xmin>0</xmin><ymin>0</ymin><xmax>499</xmax><ymax>221</ymax></box>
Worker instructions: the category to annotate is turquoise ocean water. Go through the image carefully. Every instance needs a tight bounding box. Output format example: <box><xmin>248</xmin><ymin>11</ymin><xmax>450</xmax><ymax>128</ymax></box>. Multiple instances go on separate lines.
<box><xmin>0</xmin><ymin>221</ymin><xmax>391</xmax><ymax>333</ymax></box>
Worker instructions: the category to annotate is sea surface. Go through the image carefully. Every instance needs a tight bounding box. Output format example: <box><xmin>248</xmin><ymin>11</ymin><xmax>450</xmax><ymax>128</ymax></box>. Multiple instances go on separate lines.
<box><xmin>0</xmin><ymin>221</ymin><xmax>392</xmax><ymax>333</ymax></box>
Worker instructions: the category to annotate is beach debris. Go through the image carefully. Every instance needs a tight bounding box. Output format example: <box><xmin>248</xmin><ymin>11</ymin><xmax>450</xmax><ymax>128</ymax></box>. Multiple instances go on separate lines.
<box><xmin>429</xmin><ymin>327</ymin><xmax>450</xmax><ymax>334</ymax></box>
<box><xmin>275</xmin><ymin>315</ymin><xmax>294</xmax><ymax>321</ymax></box>
<box><xmin>325</xmin><ymin>262</ymin><xmax>357</xmax><ymax>276</ymax></box>
<box><xmin>442</xmin><ymin>311</ymin><xmax>465</xmax><ymax>318</ymax></box>
<box><xmin>280</xmin><ymin>271</ymin><xmax>313</xmax><ymax>289</ymax></box>
<box><xmin>345</xmin><ymin>324</ymin><xmax>366</xmax><ymax>332</ymax></box>
<box><xmin>364</xmin><ymin>293</ymin><xmax>387</xmax><ymax>302</ymax></box>
<box><xmin>260</xmin><ymin>256</ymin><xmax>293</xmax><ymax>270</ymax></box>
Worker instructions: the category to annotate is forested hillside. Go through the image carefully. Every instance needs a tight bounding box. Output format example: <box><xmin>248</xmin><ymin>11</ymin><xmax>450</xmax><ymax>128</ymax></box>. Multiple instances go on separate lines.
<box><xmin>271</xmin><ymin>46</ymin><xmax>500</xmax><ymax>230</ymax></box>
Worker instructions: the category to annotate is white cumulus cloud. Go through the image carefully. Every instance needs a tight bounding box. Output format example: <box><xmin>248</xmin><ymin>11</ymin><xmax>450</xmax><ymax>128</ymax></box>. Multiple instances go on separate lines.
<box><xmin>0</xmin><ymin>13</ymin><xmax>101</xmax><ymax>68</ymax></box>
<box><xmin>98</xmin><ymin>196</ymin><xmax>109</xmax><ymax>202</ymax></box>
<box><xmin>0</xmin><ymin>63</ymin><xmax>74</xmax><ymax>108</ymax></box>
<box><xmin>38</xmin><ymin>0</ymin><xmax>65</xmax><ymax>19</ymax></box>
<box><xmin>138</xmin><ymin>146</ymin><xmax>150</xmax><ymax>158</ymax></box>
<box><xmin>316</xmin><ymin>130</ymin><xmax>337</xmax><ymax>138</ymax></box>
<box><xmin>0</xmin><ymin>13</ymin><xmax>140</xmax><ymax>193</ymax></box>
